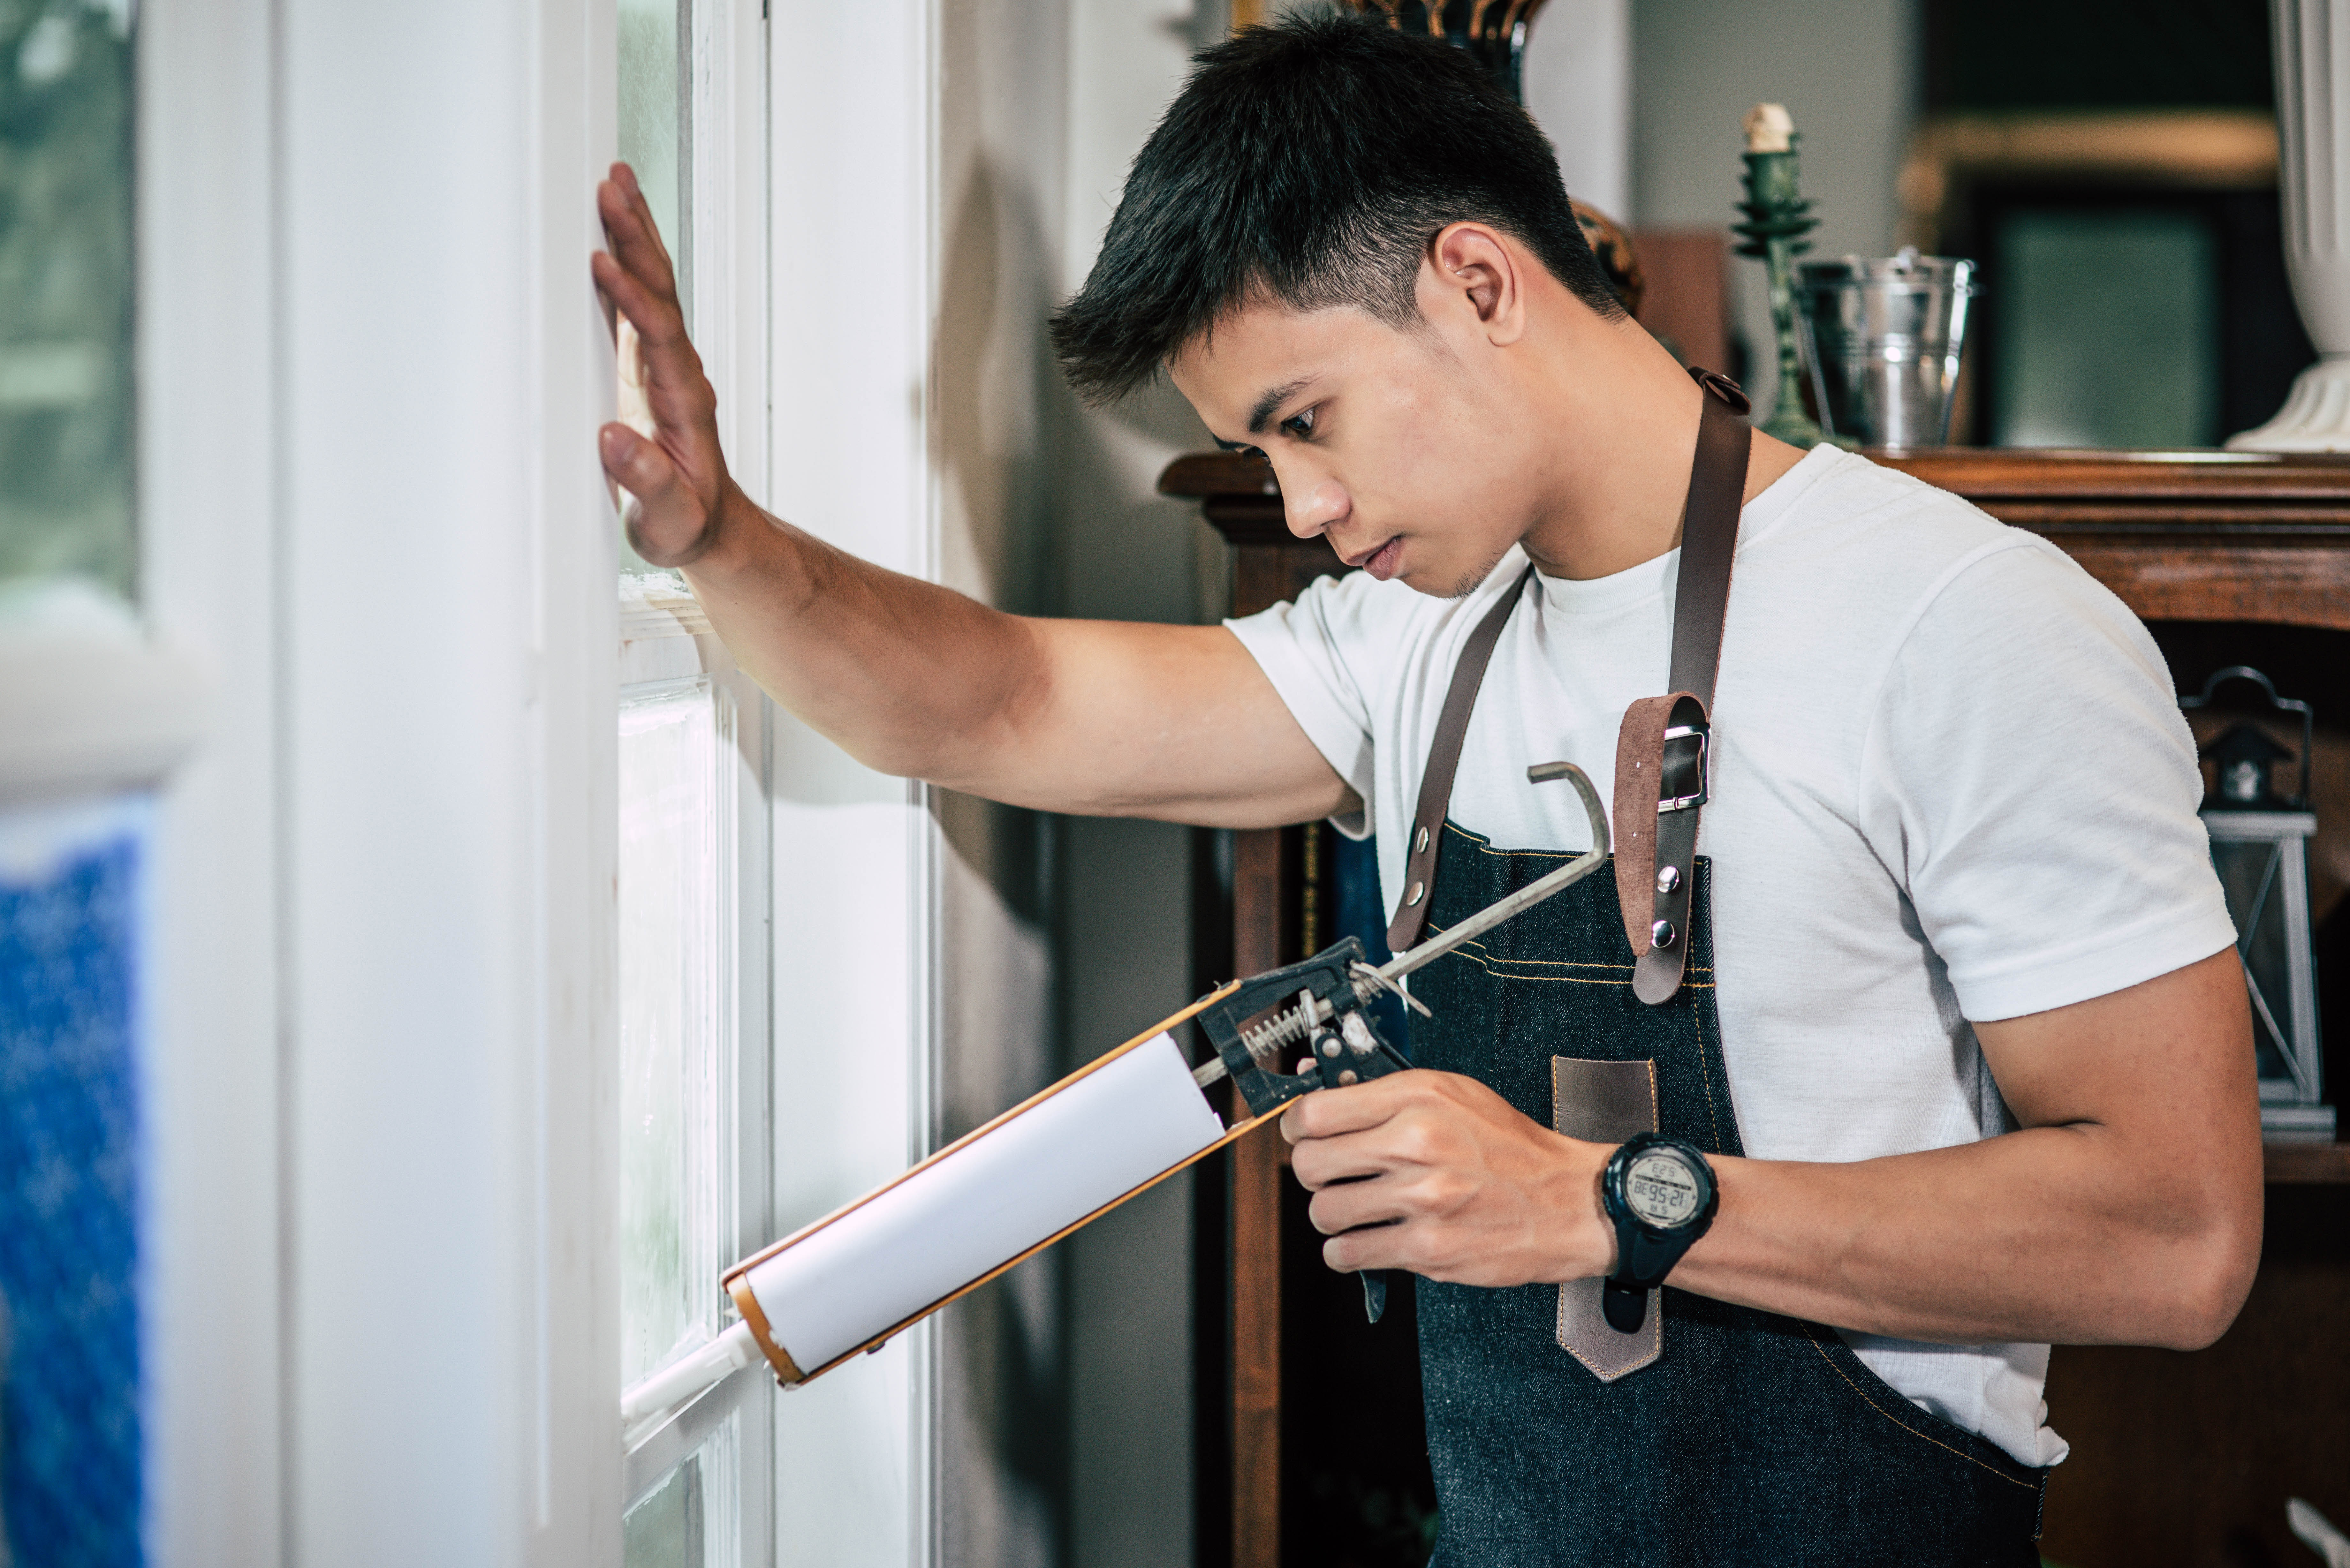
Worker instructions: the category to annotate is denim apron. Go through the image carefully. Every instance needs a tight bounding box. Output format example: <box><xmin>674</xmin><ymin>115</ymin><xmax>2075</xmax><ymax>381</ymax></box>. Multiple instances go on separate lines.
<box><xmin>1407</xmin><ymin>845</ymin><xmax>2048</xmax><ymax>1566</ymax></box>
<box><xmin>1383</xmin><ymin>376</ymin><xmax>2049</xmax><ymax>1565</ymax></box>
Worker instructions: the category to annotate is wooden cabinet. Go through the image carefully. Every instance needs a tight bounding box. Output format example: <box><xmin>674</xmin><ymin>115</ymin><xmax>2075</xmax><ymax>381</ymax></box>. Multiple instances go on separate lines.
<box><xmin>1162</xmin><ymin>445</ymin><xmax>2350</xmax><ymax>1568</ymax></box>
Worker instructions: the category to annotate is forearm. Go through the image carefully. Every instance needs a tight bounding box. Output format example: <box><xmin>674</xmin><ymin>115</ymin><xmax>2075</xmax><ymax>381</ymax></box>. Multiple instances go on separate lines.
<box><xmin>678</xmin><ymin>482</ymin><xmax>1046</xmax><ymax>783</ymax></box>
<box><xmin>1672</xmin><ymin>1124</ymin><xmax>2259</xmax><ymax>1349</ymax></box>
<box><xmin>1292</xmin><ymin>964</ymin><xmax>2263</xmax><ymax>1353</ymax></box>
<box><xmin>676</xmin><ymin>483</ymin><xmax>1349</xmax><ymax>825</ymax></box>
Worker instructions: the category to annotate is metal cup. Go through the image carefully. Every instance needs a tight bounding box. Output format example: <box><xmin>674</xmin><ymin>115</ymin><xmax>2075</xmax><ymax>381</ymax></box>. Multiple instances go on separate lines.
<box><xmin>1794</xmin><ymin>250</ymin><xmax>1978</xmax><ymax>449</ymax></box>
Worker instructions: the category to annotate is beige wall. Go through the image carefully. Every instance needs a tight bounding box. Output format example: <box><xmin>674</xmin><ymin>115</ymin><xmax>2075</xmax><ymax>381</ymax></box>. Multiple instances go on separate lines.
<box><xmin>928</xmin><ymin>3</ymin><xmax>1226</xmax><ymax>1565</ymax></box>
<box><xmin>1632</xmin><ymin>0</ymin><xmax>1920</xmax><ymax>417</ymax></box>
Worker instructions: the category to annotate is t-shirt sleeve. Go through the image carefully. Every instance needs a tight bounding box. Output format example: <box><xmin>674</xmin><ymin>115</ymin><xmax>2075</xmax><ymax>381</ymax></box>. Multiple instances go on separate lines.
<box><xmin>1224</xmin><ymin>573</ymin><xmax>1384</xmax><ymax>839</ymax></box>
<box><xmin>1858</xmin><ymin>536</ymin><xmax>2237</xmax><ymax>1022</ymax></box>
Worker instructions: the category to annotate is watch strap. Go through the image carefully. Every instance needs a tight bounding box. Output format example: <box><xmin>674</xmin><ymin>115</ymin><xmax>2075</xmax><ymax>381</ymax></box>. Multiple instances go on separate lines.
<box><xmin>1600</xmin><ymin>1134</ymin><xmax>1721</xmax><ymax>1334</ymax></box>
<box><xmin>1551</xmin><ymin>1056</ymin><xmax>1661</xmax><ymax>1381</ymax></box>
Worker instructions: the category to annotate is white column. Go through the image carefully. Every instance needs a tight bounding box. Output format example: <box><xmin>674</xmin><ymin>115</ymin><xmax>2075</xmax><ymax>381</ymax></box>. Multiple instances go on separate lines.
<box><xmin>140</xmin><ymin>1</ymin><xmax>284</xmax><ymax>1563</ymax></box>
<box><xmin>2230</xmin><ymin>0</ymin><xmax>2350</xmax><ymax>448</ymax></box>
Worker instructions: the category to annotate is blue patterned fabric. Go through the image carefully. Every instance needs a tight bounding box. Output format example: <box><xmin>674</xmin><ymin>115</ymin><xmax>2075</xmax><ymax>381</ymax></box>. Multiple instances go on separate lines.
<box><xmin>0</xmin><ymin>803</ymin><xmax>144</xmax><ymax>1568</ymax></box>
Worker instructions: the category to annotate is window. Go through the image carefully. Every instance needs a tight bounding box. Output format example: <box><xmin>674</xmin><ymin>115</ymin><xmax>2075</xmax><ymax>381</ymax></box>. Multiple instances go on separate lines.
<box><xmin>0</xmin><ymin>0</ymin><xmax>135</xmax><ymax>596</ymax></box>
<box><xmin>615</xmin><ymin>4</ymin><xmax>772</xmax><ymax>1564</ymax></box>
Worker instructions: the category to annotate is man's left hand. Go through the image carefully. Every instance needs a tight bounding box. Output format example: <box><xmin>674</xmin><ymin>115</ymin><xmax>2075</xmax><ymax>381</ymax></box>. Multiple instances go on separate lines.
<box><xmin>1282</xmin><ymin>1069</ymin><xmax>1614</xmax><ymax>1285</ymax></box>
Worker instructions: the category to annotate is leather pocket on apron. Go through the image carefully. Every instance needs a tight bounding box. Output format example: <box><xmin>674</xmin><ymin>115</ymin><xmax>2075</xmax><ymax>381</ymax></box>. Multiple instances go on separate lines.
<box><xmin>1551</xmin><ymin>1056</ymin><xmax>1661</xmax><ymax>1381</ymax></box>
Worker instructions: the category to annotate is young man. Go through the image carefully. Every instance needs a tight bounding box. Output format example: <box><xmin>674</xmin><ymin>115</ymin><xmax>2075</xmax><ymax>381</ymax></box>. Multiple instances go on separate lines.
<box><xmin>593</xmin><ymin>16</ymin><xmax>2260</xmax><ymax>1564</ymax></box>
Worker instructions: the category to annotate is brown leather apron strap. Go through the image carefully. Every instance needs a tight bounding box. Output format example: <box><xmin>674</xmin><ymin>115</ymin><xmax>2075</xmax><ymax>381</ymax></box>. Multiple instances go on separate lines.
<box><xmin>1382</xmin><ymin>368</ymin><xmax>1752</xmax><ymax>990</ymax></box>
<box><xmin>1385</xmin><ymin>565</ymin><xmax>1537</xmax><ymax>953</ymax></box>
<box><xmin>1616</xmin><ymin>373</ymin><xmax>1751</xmax><ymax>1003</ymax></box>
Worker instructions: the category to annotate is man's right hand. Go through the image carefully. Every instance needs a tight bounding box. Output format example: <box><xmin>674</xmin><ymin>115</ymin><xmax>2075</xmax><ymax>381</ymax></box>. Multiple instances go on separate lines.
<box><xmin>581</xmin><ymin>168</ymin><xmax>1355</xmax><ymax>831</ymax></box>
<box><xmin>591</xmin><ymin>162</ymin><xmax>736</xmax><ymax>568</ymax></box>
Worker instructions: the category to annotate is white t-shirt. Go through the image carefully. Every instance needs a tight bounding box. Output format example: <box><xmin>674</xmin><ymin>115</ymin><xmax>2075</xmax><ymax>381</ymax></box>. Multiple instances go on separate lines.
<box><xmin>1226</xmin><ymin>444</ymin><xmax>2236</xmax><ymax>1470</ymax></box>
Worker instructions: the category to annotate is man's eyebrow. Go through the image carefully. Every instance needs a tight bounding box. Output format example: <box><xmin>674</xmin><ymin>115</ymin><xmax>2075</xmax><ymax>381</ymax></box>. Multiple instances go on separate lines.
<box><xmin>1246</xmin><ymin>378</ymin><xmax>1312</xmax><ymax>435</ymax></box>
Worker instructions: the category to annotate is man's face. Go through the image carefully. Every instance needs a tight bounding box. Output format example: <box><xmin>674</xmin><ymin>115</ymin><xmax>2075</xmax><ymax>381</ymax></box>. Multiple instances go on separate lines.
<box><xmin>1169</xmin><ymin>276</ymin><xmax>1542</xmax><ymax>598</ymax></box>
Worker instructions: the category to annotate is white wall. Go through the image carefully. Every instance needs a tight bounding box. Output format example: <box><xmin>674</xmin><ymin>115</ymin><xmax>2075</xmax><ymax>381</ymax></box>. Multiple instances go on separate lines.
<box><xmin>931</xmin><ymin>2</ymin><xmax>1072</xmax><ymax>1565</ymax></box>
<box><xmin>765</xmin><ymin>5</ymin><xmax>941</xmax><ymax>1566</ymax></box>
<box><xmin>143</xmin><ymin>1</ymin><xmax>622</xmax><ymax>1565</ymax></box>
<box><xmin>1057</xmin><ymin>5</ymin><xmax>1241</xmax><ymax>1567</ymax></box>
<box><xmin>1631</xmin><ymin>0</ymin><xmax>1920</xmax><ymax>416</ymax></box>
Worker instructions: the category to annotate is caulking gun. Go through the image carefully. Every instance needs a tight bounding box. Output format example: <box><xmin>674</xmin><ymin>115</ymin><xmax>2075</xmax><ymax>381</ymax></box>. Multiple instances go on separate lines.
<box><xmin>620</xmin><ymin>759</ymin><xmax>1610</xmax><ymax>1444</ymax></box>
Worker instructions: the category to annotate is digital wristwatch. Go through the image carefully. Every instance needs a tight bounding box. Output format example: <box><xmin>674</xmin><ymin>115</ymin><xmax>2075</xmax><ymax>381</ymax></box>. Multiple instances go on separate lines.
<box><xmin>1599</xmin><ymin>1132</ymin><xmax>1719</xmax><ymax>1334</ymax></box>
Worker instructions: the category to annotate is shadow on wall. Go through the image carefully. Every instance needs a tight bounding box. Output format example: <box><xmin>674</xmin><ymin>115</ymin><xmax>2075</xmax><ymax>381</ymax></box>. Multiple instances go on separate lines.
<box><xmin>932</xmin><ymin>149</ymin><xmax>1071</xmax><ymax>1568</ymax></box>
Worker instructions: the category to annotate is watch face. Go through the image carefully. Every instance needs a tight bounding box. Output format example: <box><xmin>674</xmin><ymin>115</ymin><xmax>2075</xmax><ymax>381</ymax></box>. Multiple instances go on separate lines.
<box><xmin>1622</xmin><ymin>1148</ymin><xmax>1704</xmax><ymax>1229</ymax></box>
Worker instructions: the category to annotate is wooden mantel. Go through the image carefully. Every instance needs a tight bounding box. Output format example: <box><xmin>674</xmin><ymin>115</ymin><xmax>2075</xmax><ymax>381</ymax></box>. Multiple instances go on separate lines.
<box><xmin>1162</xmin><ymin>445</ymin><xmax>2350</xmax><ymax>630</ymax></box>
<box><xmin>1163</xmin><ymin>444</ymin><xmax>2350</xmax><ymax>1568</ymax></box>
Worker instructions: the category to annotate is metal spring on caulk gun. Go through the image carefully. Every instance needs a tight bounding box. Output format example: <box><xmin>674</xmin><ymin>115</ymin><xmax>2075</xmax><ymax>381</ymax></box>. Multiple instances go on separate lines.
<box><xmin>1224</xmin><ymin>963</ymin><xmax>1440</xmax><ymax>1076</ymax></box>
<box><xmin>1194</xmin><ymin>758</ymin><xmax>1612</xmax><ymax>1090</ymax></box>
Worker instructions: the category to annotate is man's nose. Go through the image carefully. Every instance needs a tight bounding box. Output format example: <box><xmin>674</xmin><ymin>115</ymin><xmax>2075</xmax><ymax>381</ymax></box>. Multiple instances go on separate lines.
<box><xmin>1284</xmin><ymin>477</ymin><xmax>1348</xmax><ymax>540</ymax></box>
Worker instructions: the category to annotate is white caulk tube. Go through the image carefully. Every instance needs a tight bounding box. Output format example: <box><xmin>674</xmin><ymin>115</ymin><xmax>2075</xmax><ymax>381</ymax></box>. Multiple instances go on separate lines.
<box><xmin>721</xmin><ymin>1007</ymin><xmax>1242</xmax><ymax>1391</ymax></box>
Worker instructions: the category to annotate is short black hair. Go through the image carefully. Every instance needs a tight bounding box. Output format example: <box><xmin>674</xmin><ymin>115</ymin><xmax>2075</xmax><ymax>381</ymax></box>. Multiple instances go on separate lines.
<box><xmin>1049</xmin><ymin>12</ymin><xmax>1623</xmax><ymax>406</ymax></box>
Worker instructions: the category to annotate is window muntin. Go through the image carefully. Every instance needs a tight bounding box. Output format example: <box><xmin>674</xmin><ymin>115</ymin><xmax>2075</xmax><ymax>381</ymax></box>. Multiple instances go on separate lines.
<box><xmin>614</xmin><ymin>5</ymin><xmax>769</xmax><ymax>1564</ymax></box>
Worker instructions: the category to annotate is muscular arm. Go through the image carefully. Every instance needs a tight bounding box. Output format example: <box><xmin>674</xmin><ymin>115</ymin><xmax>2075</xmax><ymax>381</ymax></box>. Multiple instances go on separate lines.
<box><xmin>1287</xmin><ymin>948</ymin><xmax>2263</xmax><ymax>1349</ymax></box>
<box><xmin>590</xmin><ymin>164</ymin><xmax>1347</xmax><ymax>826</ymax></box>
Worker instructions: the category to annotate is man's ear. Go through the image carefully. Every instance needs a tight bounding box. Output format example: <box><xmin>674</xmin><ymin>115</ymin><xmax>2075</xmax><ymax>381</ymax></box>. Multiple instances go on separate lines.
<box><xmin>1426</xmin><ymin>222</ymin><xmax>1527</xmax><ymax>346</ymax></box>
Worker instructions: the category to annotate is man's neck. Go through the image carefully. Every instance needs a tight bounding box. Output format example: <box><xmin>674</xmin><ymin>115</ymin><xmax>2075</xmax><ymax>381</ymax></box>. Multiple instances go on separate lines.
<box><xmin>1515</xmin><ymin>315</ymin><xmax>1805</xmax><ymax>582</ymax></box>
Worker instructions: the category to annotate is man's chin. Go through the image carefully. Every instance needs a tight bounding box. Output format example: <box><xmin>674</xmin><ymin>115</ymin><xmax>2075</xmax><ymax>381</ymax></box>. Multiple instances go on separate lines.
<box><xmin>1417</xmin><ymin>542</ymin><xmax>1515</xmax><ymax>601</ymax></box>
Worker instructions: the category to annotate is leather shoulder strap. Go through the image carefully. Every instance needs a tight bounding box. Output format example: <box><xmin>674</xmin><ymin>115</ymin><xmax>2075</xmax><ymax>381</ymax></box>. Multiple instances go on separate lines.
<box><xmin>1668</xmin><ymin>372</ymin><xmax>1750</xmax><ymax>707</ymax></box>
<box><xmin>1617</xmin><ymin>372</ymin><xmax>1752</xmax><ymax>1004</ymax></box>
<box><xmin>1381</xmin><ymin>369</ymin><xmax>1753</xmax><ymax>970</ymax></box>
<box><xmin>1384</xmin><ymin>566</ymin><xmax>1535</xmax><ymax>953</ymax></box>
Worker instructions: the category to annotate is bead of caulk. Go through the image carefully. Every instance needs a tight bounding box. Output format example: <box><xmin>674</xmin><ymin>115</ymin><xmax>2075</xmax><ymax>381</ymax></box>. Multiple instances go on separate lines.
<box><xmin>1341</xmin><ymin>1012</ymin><xmax>1377</xmax><ymax>1055</ymax></box>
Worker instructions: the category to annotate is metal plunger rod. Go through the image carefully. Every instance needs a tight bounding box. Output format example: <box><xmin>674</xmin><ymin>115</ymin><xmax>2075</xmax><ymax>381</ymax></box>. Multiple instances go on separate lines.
<box><xmin>1193</xmin><ymin>761</ymin><xmax>1611</xmax><ymax>1087</ymax></box>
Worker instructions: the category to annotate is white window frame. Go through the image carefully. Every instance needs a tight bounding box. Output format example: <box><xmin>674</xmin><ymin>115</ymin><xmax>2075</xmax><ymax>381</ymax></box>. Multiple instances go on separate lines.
<box><xmin>612</xmin><ymin>1</ymin><xmax>777</xmax><ymax>1562</ymax></box>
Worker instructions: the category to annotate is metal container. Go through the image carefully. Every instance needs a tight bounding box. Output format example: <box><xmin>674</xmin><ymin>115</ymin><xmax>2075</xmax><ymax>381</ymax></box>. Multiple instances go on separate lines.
<box><xmin>1794</xmin><ymin>250</ymin><xmax>1977</xmax><ymax>449</ymax></box>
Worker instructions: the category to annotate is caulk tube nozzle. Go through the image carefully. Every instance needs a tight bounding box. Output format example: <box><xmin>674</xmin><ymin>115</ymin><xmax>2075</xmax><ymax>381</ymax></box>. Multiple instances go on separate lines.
<box><xmin>620</xmin><ymin>1318</ymin><xmax>762</xmax><ymax>1441</ymax></box>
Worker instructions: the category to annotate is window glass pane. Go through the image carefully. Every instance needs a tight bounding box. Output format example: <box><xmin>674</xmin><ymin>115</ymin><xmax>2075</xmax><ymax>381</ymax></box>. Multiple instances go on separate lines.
<box><xmin>625</xmin><ymin>1450</ymin><xmax>704</xmax><ymax>1568</ymax></box>
<box><xmin>616</xmin><ymin>0</ymin><xmax>689</xmax><ymax>574</ymax></box>
<box><xmin>624</xmin><ymin>1421</ymin><xmax>736</xmax><ymax>1568</ymax></box>
<box><xmin>0</xmin><ymin>2</ymin><xmax>135</xmax><ymax>596</ymax></box>
<box><xmin>2210</xmin><ymin>836</ymin><xmax>2301</xmax><ymax>1090</ymax></box>
<box><xmin>619</xmin><ymin>678</ymin><xmax>722</xmax><ymax>1383</ymax></box>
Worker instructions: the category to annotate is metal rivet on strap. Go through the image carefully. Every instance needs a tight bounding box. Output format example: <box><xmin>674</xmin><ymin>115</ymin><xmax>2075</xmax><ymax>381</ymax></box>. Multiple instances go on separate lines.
<box><xmin>1655</xmin><ymin>865</ymin><xmax>1680</xmax><ymax>894</ymax></box>
<box><xmin>1406</xmin><ymin>881</ymin><xmax>1425</xmax><ymax>907</ymax></box>
<box><xmin>1413</xmin><ymin>825</ymin><xmax>1430</xmax><ymax>855</ymax></box>
<box><xmin>1650</xmin><ymin>919</ymin><xmax>1678</xmax><ymax>950</ymax></box>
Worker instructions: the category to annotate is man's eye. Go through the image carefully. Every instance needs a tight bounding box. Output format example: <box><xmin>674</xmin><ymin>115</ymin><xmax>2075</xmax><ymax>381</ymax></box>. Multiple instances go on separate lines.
<box><xmin>1282</xmin><ymin>407</ymin><xmax>1317</xmax><ymax>439</ymax></box>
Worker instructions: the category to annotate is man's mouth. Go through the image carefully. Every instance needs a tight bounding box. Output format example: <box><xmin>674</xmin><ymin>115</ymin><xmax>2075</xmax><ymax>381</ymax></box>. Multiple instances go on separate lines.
<box><xmin>1346</xmin><ymin>537</ymin><xmax>1404</xmax><ymax>580</ymax></box>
